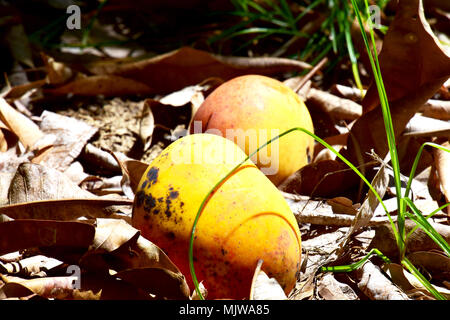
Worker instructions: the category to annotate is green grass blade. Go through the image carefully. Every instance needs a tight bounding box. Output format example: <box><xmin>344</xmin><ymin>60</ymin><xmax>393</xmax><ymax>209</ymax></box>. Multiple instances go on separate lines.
<box><xmin>403</xmin><ymin>198</ymin><xmax>450</xmax><ymax>257</ymax></box>
<box><xmin>406</xmin><ymin>202</ymin><xmax>450</xmax><ymax>240</ymax></box>
<box><xmin>404</xmin><ymin>142</ymin><xmax>450</xmax><ymax>200</ymax></box>
<box><xmin>189</xmin><ymin>127</ymin><xmax>393</xmax><ymax>299</ymax></box>
<box><xmin>402</xmin><ymin>257</ymin><xmax>446</xmax><ymax>300</ymax></box>
<box><xmin>320</xmin><ymin>248</ymin><xmax>391</xmax><ymax>272</ymax></box>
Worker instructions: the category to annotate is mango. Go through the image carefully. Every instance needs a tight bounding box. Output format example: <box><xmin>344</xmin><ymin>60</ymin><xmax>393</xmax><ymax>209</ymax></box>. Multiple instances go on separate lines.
<box><xmin>132</xmin><ymin>133</ymin><xmax>301</xmax><ymax>299</ymax></box>
<box><xmin>189</xmin><ymin>74</ymin><xmax>315</xmax><ymax>185</ymax></box>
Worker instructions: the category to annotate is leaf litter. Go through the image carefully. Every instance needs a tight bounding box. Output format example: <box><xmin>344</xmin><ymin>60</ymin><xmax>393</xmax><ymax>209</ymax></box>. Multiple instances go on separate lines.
<box><xmin>0</xmin><ymin>0</ymin><xmax>449</xmax><ymax>300</ymax></box>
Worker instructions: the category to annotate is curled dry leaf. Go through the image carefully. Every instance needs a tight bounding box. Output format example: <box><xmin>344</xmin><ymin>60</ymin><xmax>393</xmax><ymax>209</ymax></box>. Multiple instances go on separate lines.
<box><xmin>326</xmin><ymin>197</ymin><xmax>358</xmax><ymax>215</ymax></box>
<box><xmin>0</xmin><ymin>97</ymin><xmax>43</xmax><ymax>150</ymax></box>
<box><xmin>116</xmin><ymin>158</ymin><xmax>149</xmax><ymax>198</ymax></box>
<box><xmin>0</xmin><ymin>255</ymin><xmax>63</xmax><ymax>276</ymax></box>
<box><xmin>82</xmin><ymin>218</ymin><xmax>183</xmax><ymax>274</ymax></box>
<box><xmin>81</xmin><ymin>143</ymin><xmax>122</xmax><ymax>176</ymax></box>
<box><xmin>78</xmin><ymin>218</ymin><xmax>189</xmax><ymax>299</ymax></box>
<box><xmin>0</xmin><ymin>275</ymin><xmax>78</xmax><ymax>300</ymax></box>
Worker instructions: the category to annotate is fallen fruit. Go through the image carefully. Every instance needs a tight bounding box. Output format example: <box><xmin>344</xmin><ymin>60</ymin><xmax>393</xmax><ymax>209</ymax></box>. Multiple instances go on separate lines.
<box><xmin>132</xmin><ymin>133</ymin><xmax>302</xmax><ymax>299</ymax></box>
<box><xmin>190</xmin><ymin>74</ymin><xmax>314</xmax><ymax>185</ymax></box>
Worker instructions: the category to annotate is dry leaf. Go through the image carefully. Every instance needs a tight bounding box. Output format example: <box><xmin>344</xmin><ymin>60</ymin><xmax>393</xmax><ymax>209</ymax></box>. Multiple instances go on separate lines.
<box><xmin>341</xmin><ymin>163</ymin><xmax>389</xmax><ymax>245</ymax></box>
<box><xmin>0</xmin><ymin>255</ymin><xmax>63</xmax><ymax>276</ymax></box>
<box><xmin>0</xmin><ymin>97</ymin><xmax>43</xmax><ymax>149</ymax></box>
<box><xmin>0</xmin><ymin>219</ymin><xmax>95</xmax><ymax>256</ymax></box>
<box><xmin>369</xmin><ymin>220</ymin><xmax>450</xmax><ymax>258</ymax></box>
<box><xmin>115</xmin><ymin>267</ymin><xmax>190</xmax><ymax>300</ymax></box>
<box><xmin>49</xmin><ymin>47</ymin><xmax>311</xmax><ymax>97</ymax></box>
<box><xmin>403</xmin><ymin>115</ymin><xmax>450</xmax><ymax>137</ymax></box>
<box><xmin>0</xmin><ymin>275</ymin><xmax>78</xmax><ymax>300</ymax></box>
<box><xmin>408</xmin><ymin>251</ymin><xmax>450</xmax><ymax>283</ymax></box>
<box><xmin>0</xmin><ymin>198</ymin><xmax>132</xmax><ymax>220</ymax></box>
<box><xmin>33</xmin><ymin>111</ymin><xmax>98</xmax><ymax>171</ymax></box>
<box><xmin>384</xmin><ymin>262</ymin><xmax>450</xmax><ymax>300</ymax></box>
<box><xmin>317</xmin><ymin>273</ymin><xmax>358</xmax><ymax>300</ymax></box>
<box><xmin>7</xmin><ymin>163</ymin><xmax>97</xmax><ymax>204</ymax></box>
<box><xmin>250</xmin><ymin>260</ymin><xmax>287</xmax><ymax>300</ymax></box>
<box><xmin>44</xmin><ymin>74</ymin><xmax>154</xmax><ymax>97</ymax></box>
<box><xmin>419</xmin><ymin>99</ymin><xmax>450</xmax><ymax>120</ymax></box>
<box><xmin>326</xmin><ymin>197</ymin><xmax>358</xmax><ymax>215</ymax></box>
<box><xmin>356</xmin><ymin>261</ymin><xmax>410</xmax><ymax>300</ymax></box>
<box><xmin>306</xmin><ymin>88</ymin><xmax>362</xmax><ymax>121</ymax></box>
<box><xmin>434</xmin><ymin>141</ymin><xmax>450</xmax><ymax>215</ymax></box>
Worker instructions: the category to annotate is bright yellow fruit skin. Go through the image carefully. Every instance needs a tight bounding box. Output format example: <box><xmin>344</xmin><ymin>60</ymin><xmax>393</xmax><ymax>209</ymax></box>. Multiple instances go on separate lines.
<box><xmin>132</xmin><ymin>134</ymin><xmax>301</xmax><ymax>300</ymax></box>
<box><xmin>189</xmin><ymin>74</ymin><xmax>314</xmax><ymax>185</ymax></box>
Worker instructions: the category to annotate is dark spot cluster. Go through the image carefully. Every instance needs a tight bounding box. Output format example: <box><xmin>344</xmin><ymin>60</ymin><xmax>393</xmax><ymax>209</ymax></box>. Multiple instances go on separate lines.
<box><xmin>145</xmin><ymin>167</ymin><xmax>159</xmax><ymax>186</ymax></box>
<box><xmin>135</xmin><ymin>181</ymin><xmax>186</xmax><ymax>225</ymax></box>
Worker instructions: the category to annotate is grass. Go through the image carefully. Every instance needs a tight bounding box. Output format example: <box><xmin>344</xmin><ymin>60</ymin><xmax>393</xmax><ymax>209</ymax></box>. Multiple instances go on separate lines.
<box><xmin>208</xmin><ymin>0</ymin><xmax>390</xmax><ymax>93</ymax></box>
<box><xmin>189</xmin><ymin>0</ymin><xmax>450</xmax><ymax>300</ymax></box>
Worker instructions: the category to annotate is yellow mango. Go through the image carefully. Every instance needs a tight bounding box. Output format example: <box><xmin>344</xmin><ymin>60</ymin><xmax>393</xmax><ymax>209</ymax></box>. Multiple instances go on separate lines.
<box><xmin>190</xmin><ymin>74</ymin><xmax>314</xmax><ymax>185</ymax></box>
<box><xmin>132</xmin><ymin>134</ymin><xmax>301</xmax><ymax>299</ymax></box>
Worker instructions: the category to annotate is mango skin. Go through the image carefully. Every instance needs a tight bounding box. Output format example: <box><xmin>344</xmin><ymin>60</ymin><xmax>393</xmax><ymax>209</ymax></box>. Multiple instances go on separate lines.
<box><xmin>189</xmin><ymin>75</ymin><xmax>315</xmax><ymax>186</ymax></box>
<box><xmin>132</xmin><ymin>134</ymin><xmax>301</xmax><ymax>299</ymax></box>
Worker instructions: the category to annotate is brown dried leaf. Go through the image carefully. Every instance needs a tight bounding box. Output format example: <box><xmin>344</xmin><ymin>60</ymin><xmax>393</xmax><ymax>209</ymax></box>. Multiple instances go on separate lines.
<box><xmin>33</xmin><ymin>111</ymin><xmax>98</xmax><ymax>171</ymax></box>
<box><xmin>0</xmin><ymin>275</ymin><xmax>77</xmax><ymax>300</ymax></box>
<box><xmin>306</xmin><ymin>88</ymin><xmax>362</xmax><ymax>121</ymax></box>
<box><xmin>43</xmin><ymin>75</ymin><xmax>154</xmax><ymax>97</ymax></box>
<box><xmin>317</xmin><ymin>273</ymin><xmax>358</xmax><ymax>300</ymax></box>
<box><xmin>408</xmin><ymin>251</ymin><xmax>450</xmax><ymax>282</ymax></box>
<box><xmin>280</xmin><ymin>0</ymin><xmax>450</xmax><ymax>197</ymax></box>
<box><xmin>384</xmin><ymin>262</ymin><xmax>450</xmax><ymax>300</ymax></box>
<box><xmin>0</xmin><ymin>97</ymin><xmax>43</xmax><ymax>149</ymax></box>
<box><xmin>369</xmin><ymin>220</ymin><xmax>450</xmax><ymax>258</ymax></box>
<box><xmin>434</xmin><ymin>141</ymin><xmax>450</xmax><ymax>215</ymax></box>
<box><xmin>81</xmin><ymin>218</ymin><xmax>181</xmax><ymax>275</ymax></box>
<box><xmin>52</xmin><ymin>47</ymin><xmax>311</xmax><ymax>97</ymax></box>
<box><xmin>7</xmin><ymin>163</ymin><xmax>97</xmax><ymax>204</ymax></box>
<box><xmin>403</xmin><ymin>115</ymin><xmax>450</xmax><ymax>137</ymax></box>
<box><xmin>362</xmin><ymin>0</ymin><xmax>450</xmax><ymax>113</ymax></box>
<box><xmin>356</xmin><ymin>261</ymin><xmax>410</xmax><ymax>300</ymax></box>
<box><xmin>115</xmin><ymin>267</ymin><xmax>190</xmax><ymax>300</ymax></box>
<box><xmin>419</xmin><ymin>100</ymin><xmax>450</xmax><ymax>120</ymax></box>
<box><xmin>250</xmin><ymin>260</ymin><xmax>287</xmax><ymax>300</ymax></box>
<box><xmin>0</xmin><ymin>198</ymin><xmax>132</xmax><ymax>221</ymax></box>
<box><xmin>0</xmin><ymin>219</ymin><xmax>95</xmax><ymax>255</ymax></box>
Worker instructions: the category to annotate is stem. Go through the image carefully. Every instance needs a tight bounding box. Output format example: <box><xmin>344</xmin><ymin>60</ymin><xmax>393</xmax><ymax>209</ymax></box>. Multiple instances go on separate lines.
<box><xmin>320</xmin><ymin>248</ymin><xmax>390</xmax><ymax>272</ymax></box>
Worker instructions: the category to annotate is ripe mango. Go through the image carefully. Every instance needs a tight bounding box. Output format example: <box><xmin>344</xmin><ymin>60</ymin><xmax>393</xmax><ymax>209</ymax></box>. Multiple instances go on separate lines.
<box><xmin>132</xmin><ymin>134</ymin><xmax>301</xmax><ymax>299</ymax></box>
<box><xmin>190</xmin><ymin>74</ymin><xmax>315</xmax><ymax>185</ymax></box>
